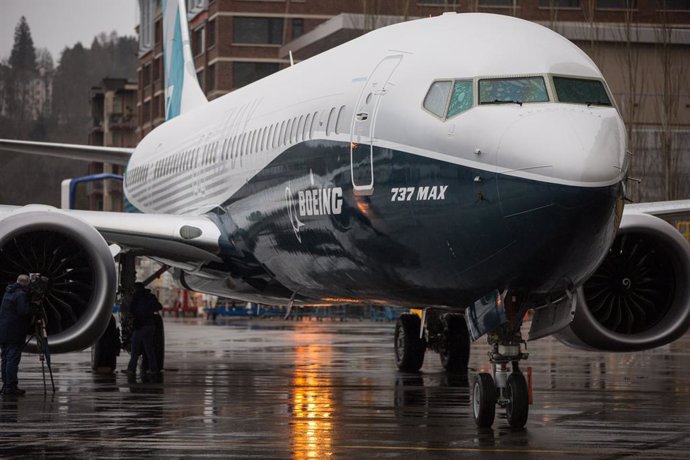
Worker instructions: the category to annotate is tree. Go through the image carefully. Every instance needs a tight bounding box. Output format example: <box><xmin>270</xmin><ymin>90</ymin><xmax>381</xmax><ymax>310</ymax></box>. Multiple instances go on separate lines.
<box><xmin>7</xmin><ymin>16</ymin><xmax>39</xmax><ymax>122</ymax></box>
<box><xmin>9</xmin><ymin>16</ymin><xmax>37</xmax><ymax>73</ymax></box>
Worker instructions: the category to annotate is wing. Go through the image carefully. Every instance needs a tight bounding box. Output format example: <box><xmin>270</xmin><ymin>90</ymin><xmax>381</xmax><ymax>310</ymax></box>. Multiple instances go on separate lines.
<box><xmin>0</xmin><ymin>205</ymin><xmax>223</xmax><ymax>267</ymax></box>
<box><xmin>0</xmin><ymin>139</ymin><xmax>133</xmax><ymax>166</ymax></box>
<box><xmin>624</xmin><ymin>199</ymin><xmax>690</xmax><ymax>220</ymax></box>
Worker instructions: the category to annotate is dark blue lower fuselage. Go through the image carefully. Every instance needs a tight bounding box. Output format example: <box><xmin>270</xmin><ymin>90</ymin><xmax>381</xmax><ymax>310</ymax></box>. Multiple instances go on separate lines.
<box><xmin>184</xmin><ymin>140</ymin><xmax>622</xmax><ymax>308</ymax></box>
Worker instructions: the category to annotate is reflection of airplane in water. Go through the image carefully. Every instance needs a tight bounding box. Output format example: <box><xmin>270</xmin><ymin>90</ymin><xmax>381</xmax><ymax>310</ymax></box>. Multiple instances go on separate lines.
<box><xmin>1</xmin><ymin>0</ymin><xmax>690</xmax><ymax>429</ymax></box>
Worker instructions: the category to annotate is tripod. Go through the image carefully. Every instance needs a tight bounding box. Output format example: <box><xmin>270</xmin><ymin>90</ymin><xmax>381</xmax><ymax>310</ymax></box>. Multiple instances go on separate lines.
<box><xmin>26</xmin><ymin>306</ymin><xmax>56</xmax><ymax>395</ymax></box>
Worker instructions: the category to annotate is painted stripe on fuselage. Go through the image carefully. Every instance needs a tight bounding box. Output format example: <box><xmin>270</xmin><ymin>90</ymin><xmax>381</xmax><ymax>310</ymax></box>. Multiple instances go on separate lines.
<box><xmin>186</xmin><ymin>139</ymin><xmax>621</xmax><ymax>307</ymax></box>
<box><xmin>126</xmin><ymin>133</ymin><xmax>622</xmax><ymax>217</ymax></box>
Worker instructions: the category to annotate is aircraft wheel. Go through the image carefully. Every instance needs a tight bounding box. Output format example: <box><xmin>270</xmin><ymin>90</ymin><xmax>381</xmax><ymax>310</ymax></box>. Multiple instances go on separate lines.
<box><xmin>394</xmin><ymin>314</ymin><xmax>426</xmax><ymax>372</ymax></box>
<box><xmin>472</xmin><ymin>372</ymin><xmax>496</xmax><ymax>428</ymax></box>
<box><xmin>91</xmin><ymin>315</ymin><xmax>120</xmax><ymax>374</ymax></box>
<box><xmin>506</xmin><ymin>372</ymin><xmax>529</xmax><ymax>428</ymax></box>
<box><xmin>439</xmin><ymin>314</ymin><xmax>470</xmax><ymax>372</ymax></box>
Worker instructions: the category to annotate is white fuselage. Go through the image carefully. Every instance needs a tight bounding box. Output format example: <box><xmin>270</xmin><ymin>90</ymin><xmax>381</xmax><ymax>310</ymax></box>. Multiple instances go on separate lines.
<box><xmin>123</xmin><ymin>13</ymin><xmax>626</xmax><ymax>216</ymax></box>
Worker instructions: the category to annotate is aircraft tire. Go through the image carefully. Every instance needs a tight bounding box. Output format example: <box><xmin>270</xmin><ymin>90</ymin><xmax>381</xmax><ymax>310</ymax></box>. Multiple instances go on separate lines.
<box><xmin>91</xmin><ymin>315</ymin><xmax>120</xmax><ymax>374</ymax></box>
<box><xmin>472</xmin><ymin>372</ymin><xmax>496</xmax><ymax>428</ymax></box>
<box><xmin>394</xmin><ymin>314</ymin><xmax>426</xmax><ymax>372</ymax></box>
<box><xmin>506</xmin><ymin>372</ymin><xmax>529</xmax><ymax>428</ymax></box>
<box><xmin>439</xmin><ymin>314</ymin><xmax>470</xmax><ymax>372</ymax></box>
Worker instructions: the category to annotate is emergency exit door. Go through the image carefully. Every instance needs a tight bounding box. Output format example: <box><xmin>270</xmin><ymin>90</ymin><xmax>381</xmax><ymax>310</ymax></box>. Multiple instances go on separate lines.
<box><xmin>350</xmin><ymin>55</ymin><xmax>402</xmax><ymax>196</ymax></box>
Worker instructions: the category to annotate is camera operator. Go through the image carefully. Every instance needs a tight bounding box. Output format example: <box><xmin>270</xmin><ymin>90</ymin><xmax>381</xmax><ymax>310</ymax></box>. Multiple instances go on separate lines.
<box><xmin>0</xmin><ymin>275</ymin><xmax>33</xmax><ymax>396</ymax></box>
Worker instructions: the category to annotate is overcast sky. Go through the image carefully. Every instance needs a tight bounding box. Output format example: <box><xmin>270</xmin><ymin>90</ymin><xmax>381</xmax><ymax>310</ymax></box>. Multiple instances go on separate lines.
<box><xmin>1</xmin><ymin>0</ymin><xmax>138</xmax><ymax>64</ymax></box>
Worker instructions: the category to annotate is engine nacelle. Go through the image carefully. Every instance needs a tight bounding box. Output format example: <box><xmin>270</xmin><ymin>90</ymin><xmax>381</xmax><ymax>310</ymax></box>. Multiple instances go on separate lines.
<box><xmin>555</xmin><ymin>212</ymin><xmax>690</xmax><ymax>351</ymax></box>
<box><xmin>0</xmin><ymin>207</ymin><xmax>117</xmax><ymax>353</ymax></box>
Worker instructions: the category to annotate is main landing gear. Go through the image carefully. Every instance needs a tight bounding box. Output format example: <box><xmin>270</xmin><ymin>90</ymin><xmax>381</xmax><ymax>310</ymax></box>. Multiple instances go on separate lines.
<box><xmin>90</xmin><ymin>253</ymin><xmax>167</xmax><ymax>376</ymax></box>
<box><xmin>394</xmin><ymin>310</ymin><xmax>471</xmax><ymax>373</ymax></box>
<box><xmin>472</xmin><ymin>295</ymin><xmax>530</xmax><ymax>429</ymax></box>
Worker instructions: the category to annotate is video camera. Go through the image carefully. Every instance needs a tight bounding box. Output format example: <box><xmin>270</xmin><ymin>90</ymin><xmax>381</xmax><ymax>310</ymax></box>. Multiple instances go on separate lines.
<box><xmin>28</xmin><ymin>273</ymin><xmax>50</xmax><ymax>305</ymax></box>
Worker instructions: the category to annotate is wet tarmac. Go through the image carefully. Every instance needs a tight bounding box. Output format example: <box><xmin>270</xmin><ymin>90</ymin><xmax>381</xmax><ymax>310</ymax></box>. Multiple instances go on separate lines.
<box><xmin>1</xmin><ymin>318</ymin><xmax>690</xmax><ymax>458</ymax></box>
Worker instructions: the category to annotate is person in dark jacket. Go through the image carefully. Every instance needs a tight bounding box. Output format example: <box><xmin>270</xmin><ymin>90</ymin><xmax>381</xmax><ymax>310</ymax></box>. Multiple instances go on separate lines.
<box><xmin>0</xmin><ymin>275</ymin><xmax>33</xmax><ymax>396</ymax></box>
<box><xmin>127</xmin><ymin>283</ymin><xmax>163</xmax><ymax>382</ymax></box>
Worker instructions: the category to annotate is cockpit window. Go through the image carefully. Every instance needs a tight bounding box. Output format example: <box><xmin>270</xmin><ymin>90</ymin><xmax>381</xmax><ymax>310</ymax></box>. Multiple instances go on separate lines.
<box><xmin>447</xmin><ymin>80</ymin><xmax>473</xmax><ymax>118</ymax></box>
<box><xmin>423</xmin><ymin>80</ymin><xmax>452</xmax><ymax>117</ymax></box>
<box><xmin>479</xmin><ymin>77</ymin><xmax>549</xmax><ymax>105</ymax></box>
<box><xmin>553</xmin><ymin>77</ymin><xmax>612</xmax><ymax>106</ymax></box>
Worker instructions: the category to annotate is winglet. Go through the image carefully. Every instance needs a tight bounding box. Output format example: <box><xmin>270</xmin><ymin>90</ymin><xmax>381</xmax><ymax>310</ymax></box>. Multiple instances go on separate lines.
<box><xmin>163</xmin><ymin>0</ymin><xmax>207</xmax><ymax>121</ymax></box>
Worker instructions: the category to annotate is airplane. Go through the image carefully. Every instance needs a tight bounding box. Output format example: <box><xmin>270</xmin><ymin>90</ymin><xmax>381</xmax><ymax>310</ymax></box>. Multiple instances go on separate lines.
<box><xmin>1</xmin><ymin>0</ymin><xmax>689</xmax><ymax>429</ymax></box>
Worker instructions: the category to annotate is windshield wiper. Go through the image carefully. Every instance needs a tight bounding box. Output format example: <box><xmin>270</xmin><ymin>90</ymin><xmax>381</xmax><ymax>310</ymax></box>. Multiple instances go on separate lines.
<box><xmin>483</xmin><ymin>99</ymin><xmax>523</xmax><ymax>106</ymax></box>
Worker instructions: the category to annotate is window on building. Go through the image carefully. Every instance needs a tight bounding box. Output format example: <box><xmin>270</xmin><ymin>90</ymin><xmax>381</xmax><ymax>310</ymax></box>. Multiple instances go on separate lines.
<box><xmin>538</xmin><ymin>0</ymin><xmax>580</xmax><ymax>6</ymax></box>
<box><xmin>208</xmin><ymin>64</ymin><xmax>216</xmax><ymax>90</ymax></box>
<box><xmin>187</xmin><ymin>0</ymin><xmax>206</xmax><ymax>14</ymax></box>
<box><xmin>423</xmin><ymin>81</ymin><xmax>452</xmax><ymax>118</ymax></box>
<box><xmin>597</xmin><ymin>0</ymin><xmax>636</xmax><ymax>8</ymax></box>
<box><xmin>233</xmin><ymin>62</ymin><xmax>280</xmax><ymax>89</ymax></box>
<box><xmin>197</xmin><ymin>69</ymin><xmax>205</xmax><ymax>91</ymax></box>
<box><xmin>143</xmin><ymin>100</ymin><xmax>151</xmax><ymax>123</ymax></box>
<box><xmin>418</xmin><ymin>0</ymin><xmax>459</xmax><ymax>4</ymax></box>
<box><xmin>234</xmin><ymin>17</ymin><xmax>284</xmax><ymax>45</ymax></box>
<box><xmin>479</xmin><ymin>77</ymin><xmax>549</xmax><ymax>104</ymax></box>
<box><xmin>155</xmin><ymin>19</ymin><xmax>162</xmax><ymax>46</ymax></box>
<box><xmin>192</xmin><ymin>27</ymin><xmax>205</xmax><ymax>56</ymax></box>
<box><xmin>447</xmin><ymin>80</ymin><xmax>473</xmax><ymax>118</ymax></box>
<box><xmin>139</xmin><ymin>0</ymin><xmax>154</xmax><ymax>52</ymax></box>
<box><xmin>658</xmin><ymin>0</ymin><xmax>690</xmax><ymax>9</ymax></box>
<box><xmin>478</xmin><ymin>0</ymin><xmax>514</xmax><ymax>5</ymax></box>
<box><xmin>208</xmin><ymin>19</ymin><xmax>216</xmax><ymax>48</ymax></box>
<box><xmin>153</xmin><ymin>57</ymin><xmax>161</xmax><ymax>81</ymax></box>
<box><xmin>143</xmin><ymin>64</ymin><xmax>151</xmax><ymax>87</ymax></box>
<box><xmin>292</xmin><ymin>18</ymin><xmax>304</xmax><ymax>39</ymax></box>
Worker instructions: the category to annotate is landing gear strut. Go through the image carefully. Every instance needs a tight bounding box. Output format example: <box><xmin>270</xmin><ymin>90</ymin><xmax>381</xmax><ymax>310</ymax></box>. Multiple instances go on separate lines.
<box><xmin>472</xmin><ymin>294</ymin><xmax>530</xmax><ymax>429</ymax></box>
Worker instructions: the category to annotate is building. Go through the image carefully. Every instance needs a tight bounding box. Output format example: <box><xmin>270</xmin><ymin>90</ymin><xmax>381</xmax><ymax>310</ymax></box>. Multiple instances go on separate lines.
<box><xmin>136</xmin><ymin>0</ymin><xmax>690</xmax><ymax>200</ymax></box>
<box><xmin>88</xmin><ymin>77</ymin><xmax>138</xmax><ymax>211</ymax></box>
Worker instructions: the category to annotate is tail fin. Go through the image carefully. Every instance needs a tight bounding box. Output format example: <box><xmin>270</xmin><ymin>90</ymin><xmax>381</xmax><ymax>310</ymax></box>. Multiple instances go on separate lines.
<box><xmin>162</xmin><ymin>0</ymin><xmax>207</xmax><ymax>121</ymax></box>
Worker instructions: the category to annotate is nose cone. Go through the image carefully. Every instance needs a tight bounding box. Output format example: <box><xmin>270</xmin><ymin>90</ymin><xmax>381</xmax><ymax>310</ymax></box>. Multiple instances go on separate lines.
<box><xmin>497</xmin><ymin>106</ymin><xmax>627</xmax><ymax>187</ymax></box>
<box><xmin>494</xmin><ymin>106</ymin><xmax>625</xmax><ymax>293</ymax></box>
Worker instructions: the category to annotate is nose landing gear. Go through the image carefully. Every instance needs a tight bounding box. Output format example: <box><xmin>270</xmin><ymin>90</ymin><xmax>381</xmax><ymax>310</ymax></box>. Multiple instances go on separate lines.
<box><xmin>472</xmin><ymin>298</ymin><xmax>530</xmax><ymax>429</ymax></box>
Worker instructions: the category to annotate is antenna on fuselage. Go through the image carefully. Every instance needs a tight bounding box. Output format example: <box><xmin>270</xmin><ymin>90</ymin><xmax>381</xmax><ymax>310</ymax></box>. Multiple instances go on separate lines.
<box><xmin>289</xmin><ymin>51</ymin><xmax>295</xmax><ymax>67</ymax></box>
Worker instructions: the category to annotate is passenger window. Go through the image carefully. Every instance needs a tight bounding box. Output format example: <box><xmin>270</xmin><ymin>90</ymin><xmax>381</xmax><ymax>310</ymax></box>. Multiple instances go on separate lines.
<box><xmin>447</xmin><ymin>80</ymin><xmax>473</xmax><ymax>118</ymax></box>
<box><xmin>285</xmin><ymin>119</ymin><xmax>292</xmax><ymax>145</ymax></box>
<box><xmin>423</xmin><ymin>81</ymin><xmax>452</xmax><ymax>118</ymax></box>
<box><xmin>303</xmin><ymin>113</ymin><xmax>311</xmax><ymax>140</ymax></box>
<box><xmin>310</xmin><ymin>111</ymin><xmax>318</xmax><ymax>139</ymax></box>
<box><xmin>297</xmin><ymin>116</ymin><xmax>304</xmax><ymax>142</ymax></box>
<box><xmin>326</xmin><ymin>107</ymin><xmax>336</xmax><ymax>136</ymax></box>
<box><xmin>335</xmin><ymin>105</ymin><xmax>346</xmax><ymax>135</ymax></box>
<box><xmin>291</xmin><ymin>117</ymin><xmax>298</xmax><ymax>143</ymax></box>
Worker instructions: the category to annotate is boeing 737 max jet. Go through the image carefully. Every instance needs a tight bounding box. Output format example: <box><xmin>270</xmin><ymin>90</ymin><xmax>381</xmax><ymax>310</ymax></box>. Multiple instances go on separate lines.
<box><xmin>1</xmin><ymin>0</ymin><xmax>689</xmax><ymax>428</ymax></box>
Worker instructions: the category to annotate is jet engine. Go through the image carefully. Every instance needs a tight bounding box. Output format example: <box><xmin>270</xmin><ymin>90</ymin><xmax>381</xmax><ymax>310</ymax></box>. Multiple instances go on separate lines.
<box><xmin>0</xmin><ymin>207</ymin><xmax>116</xmax><ymax>353</ymax></box>
<box><xmin>555</xmin><ymin>212</ymin><xmax>690</xmax><ymax>351</ymax></box>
